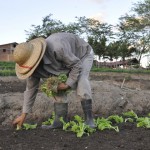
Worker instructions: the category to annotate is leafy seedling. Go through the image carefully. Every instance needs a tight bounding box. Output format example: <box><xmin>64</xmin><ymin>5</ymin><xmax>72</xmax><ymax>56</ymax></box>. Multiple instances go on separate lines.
<box><xmin>136</xmin><ymin>117</ymin><xmax>150</xmax><ymax>128</ymax></box>
<box><xmin>124</xmin><ymin>118</ymin><xmax>134</xmax><ymax>123</ymax></box>
<box><xmin>42</xmin><ymin>112</ymin><xmax>55</xmax><ymax>125</ymax></box>
<box><xmin>16</xmin><ymin>124</ymin><xmax>21</xmax><ymax>130</ymax></box>
<box><xmin>122</xmin><ymin>110</ymin><xmax>138</xmax><ymax>119</ymax></box>
<box><xmin>23</xmin><ymin>123</ymin><xmax>37</xmax><ymax>130</ymax></box>
<box><xmin>16</xmin><ymin>123</ymin><xmax>37</xmax><ymax>130</ymax></box>
<box><xmin>95</xmin><ymin>117</ymin><xmax>119</xmax><ymax>132</ymax></box>
<box><xmin>40</xmin><ymin>73</ymin><xmax>70</xmax><ymax>98</ymax></box>
<box><xmin>60</xmin><ymin>115</ymin><xmax>95</xmax><ymax>138</ymax></box>
<box><xmin>107</xmin><ymin>115</ymin><xmax>124</xmax><ymax>124</ymax></box>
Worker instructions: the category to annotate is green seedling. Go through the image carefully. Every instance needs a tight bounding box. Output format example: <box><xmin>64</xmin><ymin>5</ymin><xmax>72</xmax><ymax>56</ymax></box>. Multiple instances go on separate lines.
<box><xmin>107</xmin><ymin>115</ymin><xmax>124</xmax><ymax>124</ymax></box>
<box><xmin>16</xmin><ymin>124</ymin><xmax>21</xmax><ymax>130</ymax></box>
<box><xmin>40</xmin><ymin>73</ymin><xmax>71</xmax><ymax>99</ymax></box>
<box><xmin>16</xmin><ymin>123</ymin><xmax>37</xmax><ymax>130</ymax></box>
<box><xmin>60</xmin><ymin>115</ymin><xmax>95</xmax><ymax>138</ymax></box>
<box><xmin>95</xmin><ymin>117</ymin><xmax>119</xmax><ymax>132</ymax></box>
<box><xmin>124</xmin><ymin>118</ymin><xmax>134</xmax><ymax>123</ymax></box>
<box><xmin>122</xmin><ymin>110</ymin><xmax>138</xmax><ymax>119</ymax></box>
<box><xmin>42</xmin><ymin>112</ymin><xmax>55</xmax><ymax>125</ymax></box>
<box><xmin>23</xmin><ymin>123</ymin><xmax>37</xmax><ymax>130</ymax></box>
<box><xmin>136</xmin><ymin>117</ymin><xmax>150</xmax><ymax>128</ymax></box>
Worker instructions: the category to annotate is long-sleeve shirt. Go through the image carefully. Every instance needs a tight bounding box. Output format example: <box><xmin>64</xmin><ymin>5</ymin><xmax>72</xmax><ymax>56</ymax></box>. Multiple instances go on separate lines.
<box><xmin>23</xmin><ymin>32</ymin><xmax>93</xmax><ymax>113</ymax></box>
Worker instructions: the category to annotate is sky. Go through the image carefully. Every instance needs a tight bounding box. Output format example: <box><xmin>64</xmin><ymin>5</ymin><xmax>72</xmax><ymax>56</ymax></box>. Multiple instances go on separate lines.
<box><xmin>0</xmin><ymin>0</ymin><xmax>140</xmax><ymax>45</ymax></box>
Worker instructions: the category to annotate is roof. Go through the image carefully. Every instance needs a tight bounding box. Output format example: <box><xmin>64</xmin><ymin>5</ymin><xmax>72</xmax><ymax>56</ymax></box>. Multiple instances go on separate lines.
<box><xmin>0</xmin><ymin>42</ymin><xmax>18</xmax><ymax>46</ymax></box>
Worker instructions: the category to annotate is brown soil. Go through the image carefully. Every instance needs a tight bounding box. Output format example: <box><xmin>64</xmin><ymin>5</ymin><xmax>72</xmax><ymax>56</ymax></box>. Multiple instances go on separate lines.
<box><xmin>0</xmin><ymin>73</ymin><xmax>150</xmax><ymax>150</ymax></box>
<box><xmin>0</xmin><ymin>123</ymin><xmax>149</xmax><ymax>150</ymax></box>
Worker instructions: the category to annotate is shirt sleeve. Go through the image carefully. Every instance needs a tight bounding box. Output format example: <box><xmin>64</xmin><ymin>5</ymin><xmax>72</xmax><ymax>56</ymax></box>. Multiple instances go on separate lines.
<box><xmin>22</xmin><ymin>76</ymin><xmax>40</xmax><ymax>113</ymax></box>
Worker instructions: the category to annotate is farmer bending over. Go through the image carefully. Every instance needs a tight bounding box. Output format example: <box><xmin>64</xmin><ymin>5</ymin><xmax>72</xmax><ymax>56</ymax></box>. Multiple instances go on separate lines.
<box><xmin>13</xmin><ymin>32</ymin><xmax>95</xmax><ymax>129</ymax></box>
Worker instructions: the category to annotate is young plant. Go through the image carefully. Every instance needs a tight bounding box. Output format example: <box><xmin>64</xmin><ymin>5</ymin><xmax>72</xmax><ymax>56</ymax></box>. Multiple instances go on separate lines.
<box><xmin>122</xmin><ymin>110</ymin><xmax>138</xmax><ymax>119</ymax></box>
<box><xmin>122</xmin><ymin>110</ymin><xmax>138</xmax><ymax>123</ymax></box>
<box><xmin>107</xmin><ymin>115</ymin><xmax>124</xmax><ymax>124</ymax></box>
<box><xmin>136</xmin><ymin>117</ymin><xmax>150</xmax><ymax>128</ymax></box>
<box><xmin>124</xmin><ymin>118</ymin><xmax>134</xmax><ymax>123</ymax></box>
<box><xmin>16</xmin><ymin>123</ymin><xmax>37</xmax><ymax>130</ymax></box>
<box><xmin>40</xmin><ymin>74</ymin><xmax>69</xmax><ymax>98</ymax></box>
<box><xmin>59</xmin><ymin>117</ymin><xmax>73</xmax><ymax>131</ymax></box>
<box><xmin>42</xmin><ymin>112</ymin><xmax>55</xmax><ymax>125</ymax></box>
<box><xmin>23</xmin><ymin>123</ymin><xmax>37</xmax><ymax>130</ymax></box>
<box><xmin>95</xmin><ymin>117</ymin><xmax>119</xmax><ymax>132</ymax></box>
<box><xmin>60</xmin><ymin>115</ymin><xmax>96</xmax><ymax>138</ymax></box>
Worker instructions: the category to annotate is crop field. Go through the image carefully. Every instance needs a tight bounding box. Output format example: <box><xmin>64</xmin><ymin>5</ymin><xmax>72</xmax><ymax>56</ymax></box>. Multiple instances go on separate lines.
<box><xmin>0</xmin><ymin>64</ymin><xmax>150</xmax><ymax>150</ymax></box>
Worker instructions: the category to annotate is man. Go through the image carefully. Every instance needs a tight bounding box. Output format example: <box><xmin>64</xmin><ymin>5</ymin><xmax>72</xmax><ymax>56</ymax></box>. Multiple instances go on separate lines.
<box><xmin>13</xmin><ymin>32</ymin><xmax>95</xmax><ymax>129</ymax></box>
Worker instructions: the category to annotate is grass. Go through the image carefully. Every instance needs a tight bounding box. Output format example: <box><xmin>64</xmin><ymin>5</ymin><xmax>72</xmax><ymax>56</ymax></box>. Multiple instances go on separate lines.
<box><xmin>0</xmin><ymin>62</ymin><xmax>150</xmax><ymax>76</ymax></box>
<box><xmin>91</xmin><ymin>66</ymin><xmax>150</xmax><ymax>74</ymax></box>
<box><xmin>0</xmin><ymin>62</ymin><xmax>16</xmax><ymax>76</ymax></box>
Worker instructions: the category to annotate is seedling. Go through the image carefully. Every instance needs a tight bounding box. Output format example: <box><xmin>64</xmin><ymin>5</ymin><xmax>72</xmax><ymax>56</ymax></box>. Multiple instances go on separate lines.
<box><xmin>124</xmin><ymin>118</ymin><xmax>134</xmax><ymax>123</ymax></box>
<box><xmin>136</xmin><ymin>117</ymin><xmax>150</xmax><ymax>128</ymax></box>
<box><xmin>60</xmin><ymin>115</ymin><xmax>95</xmax><ymax>138</ymax></box>
<box><xmin>16</xmin><ymin>123</ymin><xmax>37</xmax><ymax>130</ymax></box>
<box><xmin>107</xmin><ymin>115</ymin><xmax>124</xmax><ymax>124</ymax></box>
<box><xmin>42</xmin><ymin>112</ymin><xmax>55</xmax><ymax>125</ymax></box>
<box><xmin>122</xmin><ymin>110</ymin><xmax>138</xmax><ymax>119</ymax></box>
<box><xmin>95</xmin><ymin>117</ymin><xmax>119</xmax><ymax>132</ymax></box>
<box><xmin>40</xmin><ymin>74</ymin><xmax>69</xmax><ymax>98</ymax></box>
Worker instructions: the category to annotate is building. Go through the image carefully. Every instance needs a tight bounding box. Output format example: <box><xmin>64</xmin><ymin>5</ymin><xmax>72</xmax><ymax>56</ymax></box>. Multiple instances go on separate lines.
<box><xmin>0</xmin><ymin>42</ymin><xmax>18</xmax><ymax>62</ymax></box>
<box><xmin>94</xmin><ymin>55</ymin><xmax>139</xmax><ymax>68</ymax></box>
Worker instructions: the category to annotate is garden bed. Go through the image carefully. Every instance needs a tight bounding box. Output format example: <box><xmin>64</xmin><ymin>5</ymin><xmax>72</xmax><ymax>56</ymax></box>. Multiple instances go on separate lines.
<box><xmin>0</xmin><ymin>122</ymin><xmax>149</xmax><ymax>150</ymax></box>
<box><xmin>0</xmin><ymin>73</ymin><xmax>150</xmax><ymax>150</ymax></box>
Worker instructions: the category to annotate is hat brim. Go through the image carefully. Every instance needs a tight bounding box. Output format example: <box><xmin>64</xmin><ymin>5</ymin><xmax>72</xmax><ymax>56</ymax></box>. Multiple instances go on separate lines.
<box><xmin>15</xmin><ymin>38</ymin><xmax>46</xmax><ymax>80</ymax></box>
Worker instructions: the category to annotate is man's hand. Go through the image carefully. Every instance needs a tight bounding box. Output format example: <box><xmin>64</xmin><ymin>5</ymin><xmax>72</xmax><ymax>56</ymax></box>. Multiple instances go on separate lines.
<box><xmin>13</xmin><ymin>113</ymin><xmax>27</xmax><ymax>128</ymax></box>
<box><xmin>57</xmin><ymin>83</ymin><xmax>69</xmax><ymax>91</ymax></box>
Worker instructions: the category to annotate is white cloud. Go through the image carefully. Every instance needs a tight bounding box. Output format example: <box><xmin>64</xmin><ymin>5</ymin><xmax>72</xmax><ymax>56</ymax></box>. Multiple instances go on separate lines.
<box><xmin>89</xmin><ymin>13</ymin><xmax>105</xmax><ymax>22</ymax></box>
<box><xmin>88</xmin><ymin>0</ymin><xmax>110</xmax><ymax>3</ymax></box>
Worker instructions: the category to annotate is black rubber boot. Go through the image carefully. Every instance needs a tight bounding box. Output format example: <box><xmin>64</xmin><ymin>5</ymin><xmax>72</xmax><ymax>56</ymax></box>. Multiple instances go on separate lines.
<box><xmin>81</xmin><ymin>99</ymin><xmax>96</xmax><ymax>128</ymax></box>
<box><xmin>42</xmin><ymin>103</ymin><xmax>68</xmax><ymax>129</ymax></box>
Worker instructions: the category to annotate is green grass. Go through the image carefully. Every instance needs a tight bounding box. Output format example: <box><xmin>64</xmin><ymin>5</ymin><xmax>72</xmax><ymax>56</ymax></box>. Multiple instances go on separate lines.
<box><xmin>0</xmin><ymin>61</ymin><xmax>15</xmax><ymax>67</ymax></box>
<box><xmin>0</xmin><ymin>62</ymin><xmax>150</xmax><ymax>76</ymax></box>
<box><xmin>0</xmin><ymin>62</ymin><xmax>16</xmax><ymax>76</ymax></box>
<box><xmin>91</xmin><ymin>67</ymin><xmax>150</xmax><ymax>74</ymax></box>
<box><xmin>0</xmin><ymin>70</ymin><xmax>16</xmax><ymax>76</ymax></box>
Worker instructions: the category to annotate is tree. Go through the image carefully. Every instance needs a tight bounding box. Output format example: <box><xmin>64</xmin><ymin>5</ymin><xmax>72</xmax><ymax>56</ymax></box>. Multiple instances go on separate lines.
<box><xmin>25</xmin><ymin>15</ymin><xmax>114</xmax><ymax>60</ymax></box>
<box><xmin>25</xmin><ymin>14</ymin><xmax>65</xmax><ymax>40</ymax></box>
<box><xmin>88</xmin><ymin>36</ymin><xmax>107</xmax><ymax>59</ymax></box>
<box><xmin>74</xmin><ymin>17</ymin><xmax>113</xmax><ymax>58</ymax></box>
<box><xmin>118</xmin><ymin>0</ymin><xmax>150</xmax><ymax>63</ymax></box>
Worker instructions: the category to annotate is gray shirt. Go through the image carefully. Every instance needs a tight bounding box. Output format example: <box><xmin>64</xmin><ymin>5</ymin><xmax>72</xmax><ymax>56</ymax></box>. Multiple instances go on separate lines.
<box><xmin>23</xmin><ymin>32</ymin><xmax>92</xmax><ymax>113</ymax></box>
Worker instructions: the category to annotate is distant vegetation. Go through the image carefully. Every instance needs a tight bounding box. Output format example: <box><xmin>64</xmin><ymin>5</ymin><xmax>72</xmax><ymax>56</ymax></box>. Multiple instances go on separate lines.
<box><xmin>25</xmin><ymin>0</ymin><xmax>150</xmax><ymax>68</ymax></box>
<box><xmin>0</xmin><ymin>62</ymin><xmax>150</xmax><ymax>77</ymax></box>
<box><xmin>91</xmin><ymin>66</ymin><xmax>150</xmax><ymax>74</ymax></box>
<box><xmin>0</xmin><ymin>62</ymin><xmax>16</xmax><ymax>76</ymax></box>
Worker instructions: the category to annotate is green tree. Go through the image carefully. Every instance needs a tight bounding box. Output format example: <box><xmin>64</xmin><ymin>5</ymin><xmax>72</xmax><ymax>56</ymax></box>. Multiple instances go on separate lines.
<box><xmin>74</xmin><ymin>17</ymin><xmax>113</xmax><ymax>58</ymax></box>
<box><xmin>25</xmin><ymin>14</ymin><xmax>65</xmax><ymax>40</ymax></box>
<box><xmin>118</xmin><ymin>0</ymin><xmax>150</xmax><ymax>63</ymax></box>
<box><xmin>25</xmin><ymin>15</ymin><xmax>113</xmax><ymax>60</ymax></box>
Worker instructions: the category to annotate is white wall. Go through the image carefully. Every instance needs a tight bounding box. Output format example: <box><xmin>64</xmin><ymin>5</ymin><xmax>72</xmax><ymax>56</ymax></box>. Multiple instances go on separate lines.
<box><xmin>140</xmin><ymin>52</ymin><xmax>150</xmax><ymax>68</ymax></box>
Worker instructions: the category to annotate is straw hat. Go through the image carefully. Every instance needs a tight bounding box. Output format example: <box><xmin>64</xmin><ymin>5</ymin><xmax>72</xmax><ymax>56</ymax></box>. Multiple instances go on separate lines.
<box><xmin>13</xmin><ymin>37</ymin><xmax>46</xmax><ymax>79</ymax></box>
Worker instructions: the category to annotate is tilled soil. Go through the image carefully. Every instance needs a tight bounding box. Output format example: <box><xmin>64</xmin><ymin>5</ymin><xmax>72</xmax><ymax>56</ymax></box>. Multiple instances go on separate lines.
<box><xmin>0</xmin><ymin>123</ymin><xmax>149</xmax><ymax>150</ymax></box>
<box><xmin>0</xmin><ymin>74</ymin><xmax>150</xmax><ymax>150</ymax></box>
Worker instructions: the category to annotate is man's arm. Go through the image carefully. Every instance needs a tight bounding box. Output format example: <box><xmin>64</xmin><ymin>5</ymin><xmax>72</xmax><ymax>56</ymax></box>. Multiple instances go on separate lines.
<box><xmin>13</xmin><ymin>76</ymin><xmax>40</xmax><ymax>127</ymax></box>
<box><xmin>23</xmin><ymin>76</ymin><xmax>40</xmax><ymax>113</ymax></box>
